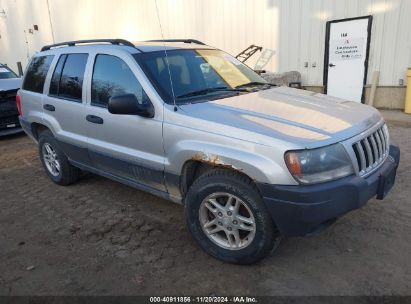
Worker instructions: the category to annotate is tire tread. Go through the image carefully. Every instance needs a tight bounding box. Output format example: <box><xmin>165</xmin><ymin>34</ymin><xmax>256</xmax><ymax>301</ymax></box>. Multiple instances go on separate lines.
<box><xmin>185</xmin><ymin>168</ymin><xmax>280</xmax><ymax>264</ymax></box>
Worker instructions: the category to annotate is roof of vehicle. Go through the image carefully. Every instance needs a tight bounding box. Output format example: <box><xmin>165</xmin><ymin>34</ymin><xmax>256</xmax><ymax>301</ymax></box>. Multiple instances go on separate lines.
<box><xmin>0</xmin><ymin>64</ymin><xmax>17</xmax><ymax>74</ymax></box>
<box><xmin>134</xmin><ymin>41</ymin><xmax>216</xmax><ymax>52</ymax></box>
<box><xmin>37</xmin><ymin>39</ymin><xmax>216</xmax><ymax>56</ymax></box>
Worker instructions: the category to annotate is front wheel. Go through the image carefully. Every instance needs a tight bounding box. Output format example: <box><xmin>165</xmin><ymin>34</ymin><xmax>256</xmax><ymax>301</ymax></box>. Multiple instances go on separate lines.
<box><xmin>185</xmin><ymin>169</ymin><xmax>281</xmax><ymax>264</ymax></box>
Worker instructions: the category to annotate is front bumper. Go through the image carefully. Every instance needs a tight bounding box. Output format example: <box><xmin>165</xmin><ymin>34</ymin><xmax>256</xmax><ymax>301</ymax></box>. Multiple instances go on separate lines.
<box><xmin>0</xmin><ymin>126</ymin><xmax>23</xmax><ymax>136</ymax></box>
<box><xmin>0</xmin><ymin>116</ymin><xmax>22</xmax><ymax>136</ymax></box>
<box><xmin>0</xmin><ymin>114</ymin><xmax>22</xmax><ymax>136</ymax></box>
<box><xmin>258</xmin><ymin>144</ymin><xmax>400</xmax><ymax>237</ymax></box>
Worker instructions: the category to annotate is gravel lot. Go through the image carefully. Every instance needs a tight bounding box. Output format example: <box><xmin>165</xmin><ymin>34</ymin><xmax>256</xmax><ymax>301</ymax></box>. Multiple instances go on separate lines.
<box><xmin>0</xmin><ymin>110</ymin><xmax>410</xmax><ymax>296</ymax></box>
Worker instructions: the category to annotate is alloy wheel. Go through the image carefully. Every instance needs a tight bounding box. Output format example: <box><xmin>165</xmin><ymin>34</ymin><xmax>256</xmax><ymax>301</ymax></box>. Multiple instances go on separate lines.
<box><xmin>42</xmin><ymin>143</ymin><xmax>61</xmax><ymax>177</ymax></box>
<box><xmin>199</xmin><ymin>192</ymin><xmax>256</xmax><ymax>250</ymax></box>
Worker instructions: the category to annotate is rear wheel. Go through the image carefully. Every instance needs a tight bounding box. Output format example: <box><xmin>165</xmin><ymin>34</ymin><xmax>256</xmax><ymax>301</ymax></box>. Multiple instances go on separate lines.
<box><xmin>38</xmin><ymin>130</ymin><xmax>80</xmax><ymax>185</ymax></box>
<box><xmin>185</xmin><ymin>169</ymin><xmax>281</xmax><ymax>264</ymax></box>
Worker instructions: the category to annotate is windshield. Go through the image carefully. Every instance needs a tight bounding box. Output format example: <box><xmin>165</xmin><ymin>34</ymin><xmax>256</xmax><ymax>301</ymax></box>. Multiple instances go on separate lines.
<box><xmin>134</xmin><ymin>49</ymin><xmax>268</xmax><ymax>104</ymax></box>
<box><xmin>0</xmin><ymin>66</ymin><xmax>18</xmax><ymax>79</ymax></box>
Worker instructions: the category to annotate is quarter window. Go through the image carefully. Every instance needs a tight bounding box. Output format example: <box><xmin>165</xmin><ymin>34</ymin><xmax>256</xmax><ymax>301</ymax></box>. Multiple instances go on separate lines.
<box><xmin>22</xmin><ymin>55</ymin><xmax>54</xmax><ymax>93</ymax></box>
<box><xmin>91</xmin><ymin>54</ymin><xmax>149</xmax><ymax>108</ymax></box>
<box><xmin>49</xmin><ymin>53</ymin><xmax>88</xmax><ymax>102</ymax></box>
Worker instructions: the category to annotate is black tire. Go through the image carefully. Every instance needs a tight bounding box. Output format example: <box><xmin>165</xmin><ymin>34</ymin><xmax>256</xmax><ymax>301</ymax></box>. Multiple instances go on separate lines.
<box><xmin>38</xmin><ymin>129</ymin><xmax>80</xmax><ymax>185</ymax></box>
<box><xmin>185</xmin><ymin>168</ymin><xmax>281</xmax><ymax>264</ymax></box>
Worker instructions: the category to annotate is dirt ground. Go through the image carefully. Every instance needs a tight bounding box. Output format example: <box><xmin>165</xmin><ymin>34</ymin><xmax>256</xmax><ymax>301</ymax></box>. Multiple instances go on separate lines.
<box><xmin>0</xmin><ymin>110</ymin><xmax>410</xmax><ymax>296</ymax></box>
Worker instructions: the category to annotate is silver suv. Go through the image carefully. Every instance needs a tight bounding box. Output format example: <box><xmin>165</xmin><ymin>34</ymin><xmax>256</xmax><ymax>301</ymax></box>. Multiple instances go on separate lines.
<box><xmin>18</xmin><ymin>39</ymin><xmax>400</xmax><ymax>264</ymax></box>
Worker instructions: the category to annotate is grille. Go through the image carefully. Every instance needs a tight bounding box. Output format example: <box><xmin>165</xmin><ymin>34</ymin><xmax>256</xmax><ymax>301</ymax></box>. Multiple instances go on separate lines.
<box><xmin>0</xmin><ymin>89</ymin><xmax>18</xmax><ymax>117</ymax></box>
<box><xmin>0</xmin><ymin>89</ymin><xmax>18</xmax><ymax>102</ymax></box>
<box><xmin>0</xmin><ymin>115</ymin><xmax>19</xmax><ymax>129</ymax></box>
<box><xmin>352</xmin><ymin>125</ymin><xmax>389</xmax><ymax>175</ymax></box>
<box><xmin>0</xmin><ymin>103</ymin><xmax>18</xmax><ymax>116</ymax></box>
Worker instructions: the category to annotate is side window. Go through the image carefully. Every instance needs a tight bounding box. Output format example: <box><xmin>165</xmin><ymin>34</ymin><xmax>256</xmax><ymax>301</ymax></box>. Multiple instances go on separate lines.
<box><xmin>22</xmin><ymin>55</ymin><xmax>54</xmax><ymax>93</ymax></box>
<box><xmin>49</xmin><ymin>55</ymin><xmax>67</xmax><ymax>95</ymax></box>
<box><xmin>49</xmin><ymin>53</ymin><xmax>88</xmax><ymax>102</ymax></box>
<box><xmin>91</xmin><ymin>54</ymin><xmax>149</xmax><ymax>108</ymax></box>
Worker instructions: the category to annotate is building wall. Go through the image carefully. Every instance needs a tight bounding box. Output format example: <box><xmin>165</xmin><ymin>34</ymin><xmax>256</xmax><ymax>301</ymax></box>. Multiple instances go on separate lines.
<box><xmin>0</xmin><ymin>0</ymin><xmax>410</xmax><ymax>88</ymax></box>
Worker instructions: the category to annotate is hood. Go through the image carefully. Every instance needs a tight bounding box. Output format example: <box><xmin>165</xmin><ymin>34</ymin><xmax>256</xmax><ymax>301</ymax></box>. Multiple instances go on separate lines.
<box><xmin>179</xmin><ymin>86</ymin><xmax>382</xmax><ymax>148</ymax></box>
<box><xmin>0</xmin><ymin>78</ymin><xmax>22</xmax><ymax>91</ymax></box>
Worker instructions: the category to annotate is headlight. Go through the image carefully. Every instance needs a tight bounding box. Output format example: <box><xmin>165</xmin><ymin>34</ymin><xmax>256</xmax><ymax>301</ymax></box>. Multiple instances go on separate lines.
<box><xmin>284</xmin><ymin>143</ymin><xmax>354</xmax><ymax>184</ymax></box>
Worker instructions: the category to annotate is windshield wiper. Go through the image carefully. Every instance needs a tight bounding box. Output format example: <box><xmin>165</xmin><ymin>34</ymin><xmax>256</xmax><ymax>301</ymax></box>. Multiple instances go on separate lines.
<box><xmin>176</xmin><ymin>87</ymin><xmax>247</xmax><ymax>99</ymax></box>
<box><xmin>235</xmin><ymin>82</ymin><xmax>275</xmax><ymax>89</ymax></box>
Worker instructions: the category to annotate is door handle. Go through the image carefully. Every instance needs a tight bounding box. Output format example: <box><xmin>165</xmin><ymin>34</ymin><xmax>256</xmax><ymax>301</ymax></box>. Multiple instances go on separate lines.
<box><xmin>43</xmin><ymin>104</ymin><xmax>55</xmax><ymax>112</ymax></box>
<box><xmin>86</xmin><ymin>115</ymin><xmax>104</xmax><ymax>124</ymax></box>
<box><xmin>329</xmin><ymin>63</ymin><xmax>336</xmax><ymax>67</ymax></box>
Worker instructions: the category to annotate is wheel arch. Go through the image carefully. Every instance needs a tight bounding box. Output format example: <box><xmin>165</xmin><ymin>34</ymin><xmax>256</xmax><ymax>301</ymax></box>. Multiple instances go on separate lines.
<box><xmin>179</xmin><ymin>158</ymin><xmax>262</xmax><ymax>201</ymax></box>
<box><xmin>31</xmin><ymin>122</ymin><xmax>52</xmax><ymax>140</ymax></box>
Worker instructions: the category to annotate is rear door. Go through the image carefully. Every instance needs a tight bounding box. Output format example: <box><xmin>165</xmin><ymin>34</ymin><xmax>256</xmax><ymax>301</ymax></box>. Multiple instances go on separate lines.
<box><xmin>42</xmin><ymin>52</ymin><xmax>91</xmax><ymax>165</ymax></box>
<box><xmin>84</xmin><ymin>51</ymin><xmax>165</xmax><ymax>191</ymax></box>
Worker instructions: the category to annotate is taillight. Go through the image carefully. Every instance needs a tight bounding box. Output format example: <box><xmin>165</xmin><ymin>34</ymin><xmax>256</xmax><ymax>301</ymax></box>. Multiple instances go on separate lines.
<box><xmin>16</xmin><ymin>94</ymin><xmax>22</xmax><ymax>116</ymax></box>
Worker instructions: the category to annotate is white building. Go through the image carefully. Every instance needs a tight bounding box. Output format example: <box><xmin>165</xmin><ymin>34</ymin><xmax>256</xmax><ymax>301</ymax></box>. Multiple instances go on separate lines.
<box><xmin>0</xmin><ymin>0</ymin><xmax>410</xmax><ymax>108</ymax></box>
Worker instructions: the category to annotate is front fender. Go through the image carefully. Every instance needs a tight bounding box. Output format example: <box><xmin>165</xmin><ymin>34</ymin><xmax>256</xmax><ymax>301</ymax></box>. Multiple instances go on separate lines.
<box><xmin>165</xmin><ymin>140</ymin><xmax>297</xmax><ymax>188</ymax></box>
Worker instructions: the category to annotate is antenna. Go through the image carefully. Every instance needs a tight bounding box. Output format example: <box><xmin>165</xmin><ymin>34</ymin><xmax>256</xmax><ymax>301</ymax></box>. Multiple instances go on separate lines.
<box><xmin>154</xmin><ymin>0</ymin><xmax>178</xmax><ymax>112</ymax></box>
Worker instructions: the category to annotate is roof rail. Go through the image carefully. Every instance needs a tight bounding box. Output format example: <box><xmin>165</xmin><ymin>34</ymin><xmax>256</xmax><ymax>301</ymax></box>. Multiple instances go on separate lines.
<box><xmin>146</xmin><ymin>39</ymin><xmax>206</xmax><ymax>45</ymax></box>
<box><xmin>40</xmin><ymin>39</ymin><xmax>135</xmax><ymax>51</ymax></box>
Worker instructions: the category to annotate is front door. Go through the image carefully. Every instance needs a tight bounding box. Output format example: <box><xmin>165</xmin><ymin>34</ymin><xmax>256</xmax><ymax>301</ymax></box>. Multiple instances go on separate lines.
<box><xmin>85</xmin><ymin>52</ymin><xmax>166</xmax><ymax>191</ymax></box>
<box><xmin>324</xmin><ymin>16</ymin><xmax>372</xmax><ymax>103</ymax></box>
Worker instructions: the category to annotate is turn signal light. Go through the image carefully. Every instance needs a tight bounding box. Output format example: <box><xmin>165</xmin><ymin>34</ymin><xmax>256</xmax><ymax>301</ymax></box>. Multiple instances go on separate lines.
<box><xmin>285</xmin><ymin>152</ymin><xmax>302</xmax><ymax>175</ymax></box>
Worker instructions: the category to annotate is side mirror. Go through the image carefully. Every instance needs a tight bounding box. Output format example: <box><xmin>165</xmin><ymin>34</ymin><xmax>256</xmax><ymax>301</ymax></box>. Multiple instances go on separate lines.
<box><xmin>108</xmin><ymin>94</ymin><xmax>154</xmax><ymax>118</ymax></box>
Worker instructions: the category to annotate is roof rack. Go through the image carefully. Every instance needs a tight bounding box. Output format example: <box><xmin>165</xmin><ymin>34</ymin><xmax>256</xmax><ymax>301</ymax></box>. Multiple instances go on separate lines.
<box><xmin>146</xmin><ymin>39</ymin><xmax>206</xmax><ymax>45</ymax></box>
<box><xmin>40</xmin><ymin>39</ymin><xmax>135</xmax><ymax>51</ymax></box>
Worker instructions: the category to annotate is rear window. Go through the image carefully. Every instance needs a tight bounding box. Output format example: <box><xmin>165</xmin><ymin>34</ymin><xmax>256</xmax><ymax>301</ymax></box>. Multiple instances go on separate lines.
<box><xmin>22</xmin><ymin>55</ymin><xmax>54</xmax><ymax>93</ymax></box>
<box><xmin>49</xmin><ymin>53</ymin><xmax>88</xmax><ymax>102</ymax></box>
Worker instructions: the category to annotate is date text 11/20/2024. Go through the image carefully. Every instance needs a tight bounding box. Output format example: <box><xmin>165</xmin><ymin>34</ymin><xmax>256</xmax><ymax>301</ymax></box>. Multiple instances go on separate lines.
<box><xmin>149</xmin><ymin>296</ymin><xmax>258</xmax><ymax>303</ymax></box>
